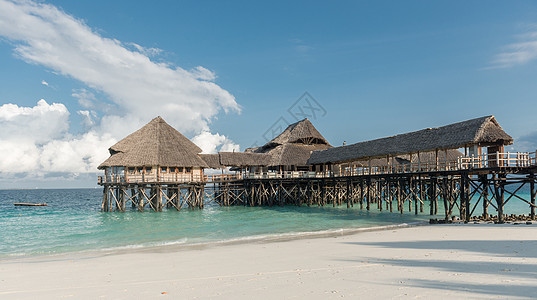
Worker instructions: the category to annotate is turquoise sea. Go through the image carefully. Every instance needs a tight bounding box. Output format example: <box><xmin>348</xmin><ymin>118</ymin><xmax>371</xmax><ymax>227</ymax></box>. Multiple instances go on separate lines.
<box><xmin>0</xmin><ymin>188</ymin><xmax>533</xmax><ymax>258</ymax></box>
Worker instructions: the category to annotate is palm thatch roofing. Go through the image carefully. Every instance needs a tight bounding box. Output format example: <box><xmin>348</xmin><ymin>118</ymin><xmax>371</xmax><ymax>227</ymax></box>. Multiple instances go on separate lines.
<box><xmin>200</xmin><ymin>152</ymin><xmax>272</xmax><ymax>169</ymax></box>
<box><xmin>308</xmin><ymin>116</ymin><xmax>513</xmax><ymax>165</ymax></box>
<box><xmin>198</xmin><ymin>154</ymin><xmax>223</xmax><ymax>169</ymax></box>
<box><xmin>353</xmin><ymin>149</ymin><xmax>463</xmax><ymax>167</ymax></box>
<box><xmin>248</xmin><ymin>118</ymin><xmax>332</xmax><ymax>166</ymax></box>
<box><xmin>98</xmin><ymin>116</ymin><xmax>208</xmax><ymax>169</ymax></box>
<box><xmin>219</xmin><ymin>152</ymin><xmax>272</xmax><ymax>167</ymax></box>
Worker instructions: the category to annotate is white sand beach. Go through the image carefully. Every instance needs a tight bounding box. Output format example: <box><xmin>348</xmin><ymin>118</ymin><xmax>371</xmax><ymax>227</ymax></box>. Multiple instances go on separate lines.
<box><xmin>2</xmin><ymin>224</ymin><xmax>537</xmax><ymax>299</ymax></box>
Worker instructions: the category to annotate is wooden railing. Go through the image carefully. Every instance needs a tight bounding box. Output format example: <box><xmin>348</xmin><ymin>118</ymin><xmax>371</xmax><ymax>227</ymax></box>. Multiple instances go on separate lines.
<box><xmin>458</xmin><ymin>152</ymin><xmax>534</xmax><ymax>169</ymax></box>
<box><xmin>204</xmin><ymin>173</ymin><xmax>244</xmax><ymax>182</ymax></box>
<box><xmin>98</xmin><ymin>151</ymin><xmax>537</xmax><ymax>184</ymax></box>
<box><xmin>98</xmin><ymin>172</ymin><xmax>203</xmax><ymax>184</ymax></box>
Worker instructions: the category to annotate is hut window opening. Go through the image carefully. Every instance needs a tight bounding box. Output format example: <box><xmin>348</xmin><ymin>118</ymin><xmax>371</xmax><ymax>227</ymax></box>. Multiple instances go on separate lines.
<box><xmin>128</xmin><ymin>167</ymin><xmax>135</xmax><ymax>174</ymax></box>
<box><xmin>177</xmin><ymin>167</ymin><xmax>183</xmax><ymax>173</ymax></box>
<box><xmin>161</xmin><ymin>167</ymin><xmax>167</xmax><ymax>173</ymax></box>
<box><xmin>185</xmin><ymin>167</ymin><xmax>192</xmax><ymax>173</ymax></box>
<box><xmin>145</xmin><ymin>167</ymin><xmax>152</xmax><ymax>174</ymax></box>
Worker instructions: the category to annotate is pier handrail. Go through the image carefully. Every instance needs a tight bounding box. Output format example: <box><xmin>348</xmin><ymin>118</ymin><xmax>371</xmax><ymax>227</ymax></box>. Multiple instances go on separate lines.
<box><xmin>98</xmin><ymin>151</ymin><xmax>537</xmax><ymax>185</ymax></box>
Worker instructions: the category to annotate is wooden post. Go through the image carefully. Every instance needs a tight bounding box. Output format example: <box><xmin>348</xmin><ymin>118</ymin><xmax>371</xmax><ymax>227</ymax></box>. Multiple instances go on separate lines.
<box><xmin>346</xmin><ymin>179</ymin><xmax>350</xmax><ymax>208</ymax></box>
<box><xmin>460</xmin><ymin>175</ymin><xmax>466</xmax><ymax>221</ymax></box>
<box><xmin>442</xmin><ymin>177</ymin><xmax>449</xmax><ymax>220</ymax></box>
<box><xmin>482</xmin><ymin>175</ymin><xmax>488</xmax><ymax>219</ymax></box>
<box><xmin>366</xmin><ymin>178</ymin><xmax>371</xmax><ymax>210</ymax></box>
<box><xmin>530</xmin><ymin>173</ymin><xmax>536</xmax><ymax>220</ymax></box>
<box><xmin>397</xmin><ymin>178</ymin><xmax>403</xmax><ymax>214</ymax></box>
<box><xmin>120</xmin><ymin>186</ymin><xmax>126</xmax><ymax>212</ymax></box>
<box><xmin>462</xmin><ymin>173</ymin><xmax>470</xmax><ymax>222</ymax></box>
<box><xmin>412</xmin><ymin>177</ymin><xmax>418</xmax><ymax>215</ymax></box>
<box><xmin>493</xmin><ymin>174</ymin><xmax>505</xmax><ymax>223</ymax></box>
<box><xmin>435</xmin><ymin>149</ymin><xmax>439</xmax><ymax>171</ymax></box>
<box><xmin>157</xmin><ymin>185</ymin><xmax>163</xmax><ymax>211</ymax></box>
<box><xmin>131</xmin><ymin>188</ymin><xmax>136</xmax><ymax>208</ymax></box>
<box><xmin>102</xmin><ymin>185</ymin><xmax>109</xmax><ymax>212</ymax></box>
<box><xmin>388</xmin><ymin>177</ymin><xmax>393</xmax><ymax>212</ymax></box>
<box><xmin>419</xmin><ymin>175</ymin><xmax>424</xmax><ymax>213</ymax></box>
<box><xmin>444</xmin><ymin>149</ymin><xmax>448</xmax><ymax>170</ymax></box>
<box><xmin>359</xmin><ymin>179</ymin><xmax>364</xmax><ymax>209</ymax></box>
<box><xmin>429</xmin><ymin>178</ymin><xmax>435</xmax><ymax>215</ymax></box>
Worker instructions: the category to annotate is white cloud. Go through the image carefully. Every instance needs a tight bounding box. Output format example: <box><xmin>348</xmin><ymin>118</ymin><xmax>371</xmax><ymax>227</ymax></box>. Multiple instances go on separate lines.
<box><xmin>192</xmin><ymin>131</ymin><xmax>240</xmax><ymax>154</ymax></box>
<box><xmin>191</xmin><ymin>66</ymin><xmax>217</xmax><ymax>81</ymax></box>
<box><xmin>129</xmin><ymin>42</ymin><xmax>163</xmax><ymax>57</ymax></box>
<box><xmin>0</xmin><ymin>0</ymin><xmax>240</xmax><ymax>135</ymax></box>
<box><xmin>41</xmin><ymin>80</ymin><xmax>48</xmax><ymax>86</ymax></box>
<box><xmin>490</xmin><ymin>26</ymin><xmax>537</xmax><ymax>68</ymax></box>
<box><xmin>39</xmin><ymin>131</ymin><xmax>115</xmax><ymax>173</ymax></box>
<box><xmin>72</xmin><ymin>88</ymin><xmax>97</xmax><ymax>109</ymax></box>
<box><xmin>0</xmin><ymin>0</ymin><xmax>241</xmax><ymax>179</ymax></box>
<box><xmin>0</xmin><ymin>99</ymin><xmax>69</xmax><ymax>144</ymax></box>
<box><xmin>0</xmin><ymin>100</ymin><xmax>116</xmax><ymax>174</ymax></box>
<box><xmin>77</xmin><ymin>110</ymin><xmax>96</xmax><ymax>128</ymax></box>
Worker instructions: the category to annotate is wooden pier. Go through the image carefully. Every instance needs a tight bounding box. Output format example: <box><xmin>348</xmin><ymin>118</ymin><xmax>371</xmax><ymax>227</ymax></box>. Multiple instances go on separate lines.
<box><xmin>98</xmin><ymin>115</ymin><xmax>537</xmax><ymax>222</ymax></box>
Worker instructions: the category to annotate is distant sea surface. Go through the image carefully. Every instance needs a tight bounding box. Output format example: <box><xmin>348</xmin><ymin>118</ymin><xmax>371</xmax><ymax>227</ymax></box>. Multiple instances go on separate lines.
<box><xmin>0</xmin><ymin>188</ymin><xmax>533</xmax><ymax>258</ymax></box>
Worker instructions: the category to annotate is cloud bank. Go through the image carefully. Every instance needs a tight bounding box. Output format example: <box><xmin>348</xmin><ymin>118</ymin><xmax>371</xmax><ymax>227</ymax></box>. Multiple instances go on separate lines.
<box><xmin>0</xmin><ymin>100</ymin><xmax>115</xmax><ymax>175</ymax></box>
<box><xmin>0</xmin><ymin>0</ymin><xmax>240</xmax><ymax>181</ymax></box>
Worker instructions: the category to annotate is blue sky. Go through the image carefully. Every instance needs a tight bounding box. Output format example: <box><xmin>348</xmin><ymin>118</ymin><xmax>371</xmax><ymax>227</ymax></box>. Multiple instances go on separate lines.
<box><xmin>1</xmin><ymin>0</ymin><xmax>537</xmax><ymax>188</ymax></box>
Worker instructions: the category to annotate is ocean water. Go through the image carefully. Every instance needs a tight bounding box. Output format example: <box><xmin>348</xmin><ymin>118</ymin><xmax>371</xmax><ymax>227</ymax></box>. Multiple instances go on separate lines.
<box><xmin>0</xmin><ymin>188</ymin><xmax>533</xmax><ymax>258</ymax></box>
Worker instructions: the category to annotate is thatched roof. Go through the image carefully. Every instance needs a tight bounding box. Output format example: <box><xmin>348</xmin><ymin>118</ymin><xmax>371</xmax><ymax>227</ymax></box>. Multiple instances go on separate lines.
<box><xmin>200</xmin><ymin>152</ymin><xmax>271</xmax><ymax>168</ymax></box>
<box><xmin>219</xmin><ymin>152</ymin><xmax>272</xmax><ymax>167</ymax></box>
<box><xmin>263</xmin><ymin>143</ymin><xmax>332</xmax><ymax>166</ymax></box>
<box><xmin>98</xmin><ymin>116</ymin><xmax>208</xmax><ymax>169</ymax></box>
<box><xmin>267</xmin><ymin>118</ymin><xmax>330</xmax><ymax>146</ymax></box>
<box><xmin>199</xmin><ymin>154</ymin><xmax>223</xmax><ymax>169</ymax></box>
<box><xmin>354</xmin><ymin>149</ymin><xmax>463</xmax><ymax>167</ymax></box>
<box><xmin>308</xmin><ymin>116</ymin><xmax>513</xmax><ymax>165</ymax></box>
<box><xmin>251</xmin><ymin>118</ymin><xmax>332</xmax><ymax>166</ymax></box>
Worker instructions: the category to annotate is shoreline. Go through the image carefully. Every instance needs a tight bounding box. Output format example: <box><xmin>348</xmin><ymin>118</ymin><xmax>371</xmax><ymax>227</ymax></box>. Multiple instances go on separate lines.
<box><xmin>2</xmin><ymin>223</ymin><xmax>536</xmax><ymax>299</ymax></box>
<box><xmin>1</xmin><ymin>221</ymin><xmax>429</xmax><ymax>262</ymax></box>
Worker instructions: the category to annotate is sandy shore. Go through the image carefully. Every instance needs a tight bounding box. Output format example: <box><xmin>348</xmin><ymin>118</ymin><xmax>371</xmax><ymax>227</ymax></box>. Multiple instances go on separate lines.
<box><xmin>1</xmin><ymin>224</ymin><xmax>537</xmax><ymax>299</ymax></box>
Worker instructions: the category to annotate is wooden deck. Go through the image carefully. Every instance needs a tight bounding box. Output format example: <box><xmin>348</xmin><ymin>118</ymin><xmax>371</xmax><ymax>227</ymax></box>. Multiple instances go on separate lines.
<box><xmin>99</xmin><ymin>151</ymin><xmax>537</xmax><ymax>222</ymax></box>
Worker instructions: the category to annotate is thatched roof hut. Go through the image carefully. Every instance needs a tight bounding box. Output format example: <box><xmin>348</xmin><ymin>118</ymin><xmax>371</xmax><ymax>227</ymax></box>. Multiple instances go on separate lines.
<box><xmin>98</xmin><ymin>116</ymin><xmax>208</xmax><ymax>169</ymax></box>
<box><xmin>308</xmin><ymin>116</ymin><xmax>513</xmax><ymax>165</ymax></box>
<box><xmin>200</xmin><ymin>152</ymin><xmax>271</xmax><ymax>169</ymax></box>
<box><xmin>247</xmin><ymin>118</ymin><xmax>332</xmax><ymax>167</ymax></box>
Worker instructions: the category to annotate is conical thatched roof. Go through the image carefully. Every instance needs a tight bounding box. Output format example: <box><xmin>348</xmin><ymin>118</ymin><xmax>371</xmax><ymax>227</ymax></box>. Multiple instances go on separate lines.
<box><xmin>251</xmin><ymin>118</ymin><xmax>332</xmax><ymax>166</ymax></box>
<box><xmin>98</xmin><ymin>116</ymin><xmax>208</xmax><ymax>169</ymax></box>
<box><xmin>308</xmin><ymin>116</ymin><xmax>513</xmax><ymax>165</ymax></box>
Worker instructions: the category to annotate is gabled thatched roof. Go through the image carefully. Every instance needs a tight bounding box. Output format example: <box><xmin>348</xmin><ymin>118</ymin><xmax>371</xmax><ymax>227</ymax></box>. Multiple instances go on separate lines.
<box><xmin>98</xmin><ymin>116</ymin><xmax>208</xmax><ymax>169</ymax></box>
<box><xmin>259</xmin><ymin>118</ymin><xmax>330</xmax><ymax>151</ymax></box>
<box><xmin>219</xmin><ymin>152</ymin><xmax>272</xmax><ymax>167</ymax></box>
<box><xmin>308</xmin><ymin>116</ymin><xmax>513</xmax><ymax>165</ymax></box>
<box><xmin>199</xmin><ymin>154</ymin><xmax>223</xmax><ymax>169</ymax></box>
<box><xmin>199</xmin><ymin>152</ymin><xmax>271</xmax><ymax>168</ymax></box>
<box><xmin>264</xmin><ymin>143</ymin><xmax>332</xmax><ymax>166</ymax></box>
<box><xmin>252</xmin><ymin>118</ymin><xmax>332</xmax><ymax>166</ymax></box>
